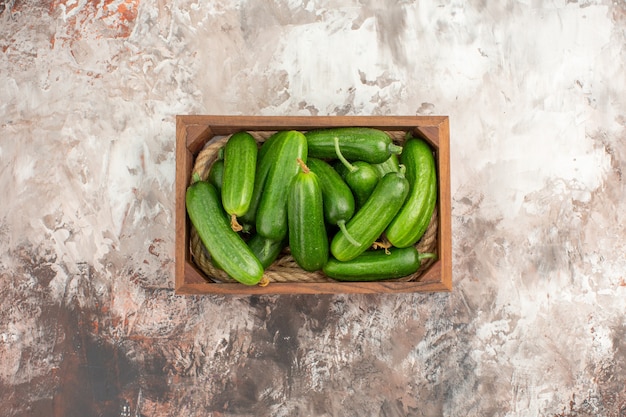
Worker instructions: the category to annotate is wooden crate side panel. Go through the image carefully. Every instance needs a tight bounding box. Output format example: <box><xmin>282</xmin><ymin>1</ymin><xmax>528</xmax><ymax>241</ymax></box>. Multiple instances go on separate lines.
<box><xmin>175</xmin><ymin>115</ymin><xmax>452</xmax><ymax>294</ymax></box>
<box><xmin>175</xmin><ymin>118</ymin><xmax>192</xmax><ymax>292</ymax></box>
<box><xmin>175</xmin><ymin>278</ymin><xmax>451</xmax><ymax>295</ymax></box>
<box><xmin>436</xmin><ymin>117</ymin><xmax>452</xmax><ymax>291</ymax></box>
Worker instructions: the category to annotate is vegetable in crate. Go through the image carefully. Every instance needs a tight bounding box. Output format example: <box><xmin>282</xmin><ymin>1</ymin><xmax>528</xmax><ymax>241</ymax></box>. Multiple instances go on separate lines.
<box><xmin>304</xmin><ymin>127</ymin><xmax>402</xmax><ymax>164</ymax></box>
<box><xmin>330</xmin><ymin>169</ymin><xmax>409</xmax><ymax>262</ymax></box>
<box><xmin>221</xmin><ymin>131</ymin><xmax>258</xmax><ymax>231</ymax></box>
<box><xmin>306</xmin><ymin>158</ymin><xmax>359</xmax><ymax>246</ymax></box>
<box><xmin>287</xmin><ymin>159</ymin><xmax>329</xmax><ymax>271</ymax></box>
<box><xmin>247</xmin><ymin>233</ymin><xmax>287</xmax><ymax>269</ymax></box>
<box><xmin>239</xmin><ymin>130</ymin><xmax>286</xmax><ymax>226</ymax></box>
<box><xmin>385</xmin><ymin>135</ymin><xmax>438</xmax><ymax>248</ymax></box>
<box><xmin>323</xmin><ymin>246</ymin><xmax>436</xmax><ymax>281</ymax></box>
<box><xmin>207</xmin><ymin>159</ymin><xmax>224</xmax><ymax>192</ymax></box>
<box><xmin>333</xmin><ymin>137</ymin><xmax>380</xmax><ymax>208</ymax></box>
<box><xmin>256</xmin><ymin>130</ymin><xmax>308</xmax><ymax>241</ymax></box>
<box><xmin>373</xmin><ymin>153</ymin><xmax>400</xmax><ymax>177</ymax></box>
<box><xmin>186</xmin><ymin>175</ymin><xmax>264</xmax><ymax>286</ymax></box>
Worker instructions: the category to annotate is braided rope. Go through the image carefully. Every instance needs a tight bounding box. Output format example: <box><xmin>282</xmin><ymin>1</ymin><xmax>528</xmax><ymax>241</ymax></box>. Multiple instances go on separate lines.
<box><xmin>188</xmin><ymin>130</ymin><xmax>439</xmax><ymax>284</ymax></box>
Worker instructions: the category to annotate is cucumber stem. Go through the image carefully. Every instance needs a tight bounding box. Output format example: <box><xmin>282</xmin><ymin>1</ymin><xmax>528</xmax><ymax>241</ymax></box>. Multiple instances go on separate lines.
<box><xmin>333</xmin><ymin>136</ymin><xmax>357</xmax><ymax>172</ymax></box>
<box><xmin>398</xmin><ymin>164</ymin><xmax>407</xmax><ymax>177</ymax></box>
<box><xmin>230</xmin><ymin>213</ymin><xmax>243</xmax><ymax>232</ymax></box>
<box><xmin>337</xmin><ymin>220</ymin><xmax>360</xmax><ymax>247</ymax></box>
<box><xmin>372</xmin><ymin>238</ymin><xmax>393</xmax><ymax>254</ymax></box>
<box><xmin>296</xmin><ymin>157</ymin><xmax>310</xmax><ymax>173</ymax></box>
<box><xmin>191</xmin><ymin>172</ymin><xmax>202</xmax><ymax>184</ymax></box>
<box><xmin>389</xmin><ymin>143</ymin><xmax>403</xmax><ymax>155</ymax></box>
<box><xmin>372</xmin><ymin>239</ymin><xmax>392</xmax><ymax>249</ymax></box>
<box><xmin>418</xmin><ymin>252</ymin><xmax>437</xmax><ymax>261</ymax></box>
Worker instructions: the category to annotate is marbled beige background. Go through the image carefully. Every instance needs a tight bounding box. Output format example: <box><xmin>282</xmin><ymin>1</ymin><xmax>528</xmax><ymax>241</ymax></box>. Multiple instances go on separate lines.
<box><xmin>1</xmin><ymin>0</ymin><xmax>625</xmax><ymax>416</ymax></box>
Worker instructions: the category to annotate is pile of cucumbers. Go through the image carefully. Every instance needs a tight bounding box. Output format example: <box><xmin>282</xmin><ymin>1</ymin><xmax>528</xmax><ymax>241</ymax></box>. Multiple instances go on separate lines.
<box><xmin>186</xmin><ymin>127</ymin><xmax>438</xmax><ymax>286</ymax></box>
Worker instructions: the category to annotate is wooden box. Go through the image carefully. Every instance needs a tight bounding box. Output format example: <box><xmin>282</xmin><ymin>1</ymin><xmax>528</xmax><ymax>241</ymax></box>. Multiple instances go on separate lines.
<box><xmin>175</xmin><ymin>116</ymin><xmax>452</xmax><ymax>294</ymax></box>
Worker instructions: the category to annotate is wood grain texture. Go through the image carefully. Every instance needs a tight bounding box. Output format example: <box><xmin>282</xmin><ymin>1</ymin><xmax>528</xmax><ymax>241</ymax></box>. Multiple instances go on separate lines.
<box><xmin>175</xmin><ymin>115</ymin><xmax>452</xmax><ymax>294</ymax></box>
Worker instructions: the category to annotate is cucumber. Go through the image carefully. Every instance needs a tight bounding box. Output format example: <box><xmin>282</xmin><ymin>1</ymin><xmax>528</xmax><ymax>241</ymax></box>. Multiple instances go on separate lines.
<box><xmin>186</xmin><ymin>176</ymin><xmax>264</xmax><ymax>285</ymax></box>
<box><xmin>208</xmin><ymin>161</ymin><xmax>254</xmax><ymax>233</ymax></box>
<box><xmin>207</xmin><ymin>159</ymin><xmax>224</xmax><ymax>192</ymax></box>
<box><xmin>247</xmin><ymin>234</ymin><xmax>287</xmax><ymax>269</ymax></box>
<box><xmin>221</xmin><ymin>131</ymin><xmax>258</xmax><ymax>230</ymax></box>
<box><xmin>287</xmin><ymin>159</ymin><xmax>328</xmax><ymax>271</ymax></box>
<box><xmin>304</xmin><ymin>127</ymin><xmax>402</xmax><ymax>164</ymax></box>
<box><xmin>306</xmin><ymin>158</ymin><xmax>358</xmax><ymax>246</ymax></box>
<box><xmin>385</xmin><ymin>136</ymin><xmax>438</xmax><ymax>248</ymax></box>
<box><xmin>239</xmin><ymin>130</ymin><xmax>287</xmax><ymax>226</ymax></box>
<box><xmin>373</xmin><ymin>153</ymin><xmax>400</xmax><ymax>177</ymax></box>
<box><xmin>256</xmin><ymin>130</ymin><xmax>308</xmax><ymax>241</ymax></box>
<box><xmin>330</xmin><ymin>171</ymin><xmax>409</xmax><ymax>262</ymax></box>
<box><xmin>258</xmin><ymin>130</ymin><xmax>284</xmax><ymax>160</ymax></box>
<box><xmin>333</xmin><ymin>137</ymin><xmax>380</xmax><ymax>208</ymax></box>
<box><xmin>323</xmin><ymin>247</ymin><xmax>436</xmax><ymax>281</ymax></box>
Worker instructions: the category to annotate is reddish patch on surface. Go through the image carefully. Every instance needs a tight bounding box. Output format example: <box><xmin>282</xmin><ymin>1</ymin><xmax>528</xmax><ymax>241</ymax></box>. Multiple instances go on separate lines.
<box><xmin>50</xmin><ymin>0</ymin><xmax>139</xmax><ymax>41</ymax></box>
<box><xmin>117</xmin><ymin>1</ymin><xmax>138</xmax><ymax>30</ymax></box>
<box><xmin>110</xmin><ymin>0</ymin><xmax>139</xmax><ymax>38</ymax></box>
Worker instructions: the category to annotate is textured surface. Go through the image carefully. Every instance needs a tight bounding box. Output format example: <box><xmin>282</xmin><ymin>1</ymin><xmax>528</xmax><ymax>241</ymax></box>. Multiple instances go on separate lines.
<box><xmin>1</xmin><ymin>0</ymin><xmax>626</xmax><ymax>416</ymax></box>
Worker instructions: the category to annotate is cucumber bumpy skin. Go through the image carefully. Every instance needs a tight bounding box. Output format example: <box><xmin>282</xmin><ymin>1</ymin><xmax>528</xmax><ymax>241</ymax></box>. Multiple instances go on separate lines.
<box><xmin>186</xmin><ymin>176</ymin><xmax>264</xmax><ymax>285</ymax></box>
<box><xmin>306</xmin><ymin>158</ymin><xmax>358</xmax><ymax>246</ymax></box>
<box><xmin>305</xmin><ymin>127</ymin><xmax>403</xmax><ymax>164</ymax></box>
<box><xmin>323</xmin><ymin>246</ymin><xmax>436</xmax><ymax>281</ymax></box>
<box><xmin>256</xmin><ymin>130</ymin><xmax>308</xmax><ymax>241</ymax></box>
<box><xmin>373</xmin><ymin>153</ymin><xmax>400</xmax><ymax>177</ymax></box>
<box><xmin>330</xmin><ymin>170</ymin><xmax>409</xmax><ymax>262</ymax></box>
<box><xmin>246</xmin><ymin>233</ymin><xmax>287</xmax><ymax>269</ymax></box>
<box><xmin>207</xmin><ymin>159</ymin><xmax>224</xmax><ymax>193</ymax></box>
<box><xmin>287</xmin><ymin>159</ymin><xmax>329</xmax><ymax>272</ymax></box>
<box><xmin>239</xmin><ymin>130</ymin><xmax>286</xmax><ymax>226</ymax></box>
<box><xmin>221</xmin><ymin>131</ymin><xmax>258</xmax><ymax>230</ymax></box>
<box><xmin>385</xmin><ymin>136</ymin><xmax>438</xmax><ymax>248</ymax></box>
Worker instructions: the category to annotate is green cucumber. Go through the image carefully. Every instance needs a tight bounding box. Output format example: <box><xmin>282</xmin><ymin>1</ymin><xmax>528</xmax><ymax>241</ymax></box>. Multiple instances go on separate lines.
<box><xmin>323</xmin><ymin>247</ymin><xmax>436</xmax><ymax>281</ymax></box>
<box><xmin>304</xmin><ymin>127</ymin><xmax>402</xmax><ymax>164</ymax></box>
<box><xmin>330</xmin><ymin>171</ymin><xmax>409</xmax><ymax>262</ymax></box>
<box><xmin>207</xmin><ymin>161</ymin><xmax>254</xmax><ymax>234</ymax></box>
<box><xmin>306</xmin><ymin>158</ymin><xmax>358</xmax><ymax>246</ymax></box>
<box><xmin>247</xmin><ymin>234</ymin><xmax>287</xmax><ymax>269</ymax></box>
<box><xmin>256</xmin><ymin>130</ymin><xmax>308</xmax><ymax>241</ymax></box>
<box><xmin>221</xmin><ymin>131</ymin><xmax>258</xmax><ymax>230</ymax></box>
<box><xmin>186</xmin><ymin>176</ymin><xmax>264</xmax><ymax>285</ymax></box>
<box><xmin>373</xmin><ymin>153</ymin><xmax>400</xmax><ymax>177</ymax></box>
<box><xmin>287</xmin><ymin>159</ymin><xmax>328</xmax><ymax>271</ymax></box>
<box><xmin>333</xmin><ymin>137</ymin><xmax>380</xmax><ymax>208</ymax></box>
<box><xmin>258</xmin><ymin>130</ymin><xmax>284</xmax><ymax>160</ymax></box>
<box><xmin>239</xmin><ymin>131</ymin><xmax>287</xmax><ymax>226</ymax></box>
<box><xmin>385</xmin><ymin>136</ymin><xmax>438</xmax><ymax>248</ymax></box>
<box><xmin>207</xmin><ymin>159</ymin><xmax>224</xmax><ymax>192</ymax></box>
